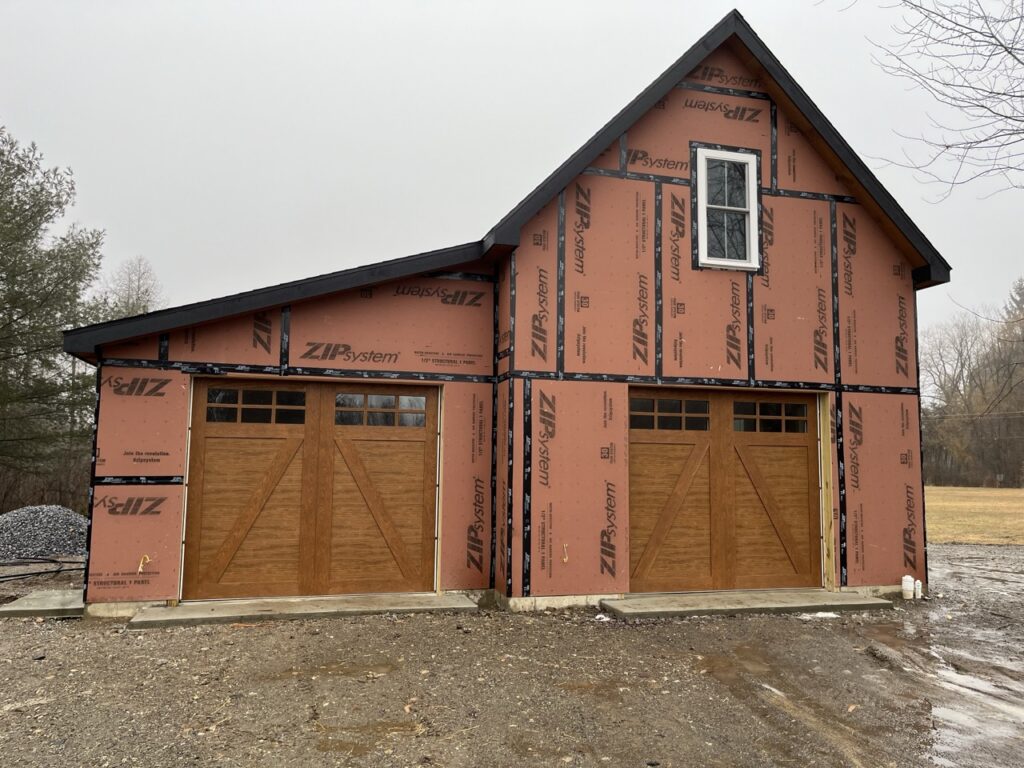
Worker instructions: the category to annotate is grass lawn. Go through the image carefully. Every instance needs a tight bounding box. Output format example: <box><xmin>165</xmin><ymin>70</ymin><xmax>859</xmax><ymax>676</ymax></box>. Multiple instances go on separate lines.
<box><xmin>925</xmin><ymin>486</ymin><xmax>1024</xmax><ymax>545</ymax></box>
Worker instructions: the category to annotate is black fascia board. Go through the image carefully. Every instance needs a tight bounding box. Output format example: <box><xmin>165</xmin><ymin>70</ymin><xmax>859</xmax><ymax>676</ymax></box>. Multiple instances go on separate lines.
<box><xmin>482</xmin><ymin>9</ymin><xmax>951</xmax><ymax>288</ymax></box>
<box><xmin>63</xmin><ymin>241</ymin><xmax>484</xmax><ymax>359</ymax></box>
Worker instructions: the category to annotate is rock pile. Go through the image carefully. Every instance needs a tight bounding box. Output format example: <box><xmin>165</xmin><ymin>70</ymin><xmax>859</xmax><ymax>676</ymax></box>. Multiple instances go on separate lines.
<box><xmin>0</xmin><ymin>506</ymin><xmax>87</xmax><ymax>560</ymax></box>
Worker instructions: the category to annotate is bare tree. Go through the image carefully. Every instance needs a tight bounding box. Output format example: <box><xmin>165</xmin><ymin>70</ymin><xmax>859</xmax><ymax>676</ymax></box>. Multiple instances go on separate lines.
<box><xmin>93</xmin><ymin>255</ymin><xmax>165</xmax><ymax>320</ymax></box>
<box><xmin>921</xmin><ymin>278</ymin><xmax>1024</xmax><ymax>486</ymax></box>
<box><xmin>874</xmin><ymin>0</ymin><xmax>1024</xmax><ymax>196</ymax></box>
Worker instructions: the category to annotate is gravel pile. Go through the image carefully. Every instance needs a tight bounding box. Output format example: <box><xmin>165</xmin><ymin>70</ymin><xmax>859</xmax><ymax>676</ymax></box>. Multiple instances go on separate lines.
<box><xmin>0</xmin><ymin>505</ymin><xmax>87</xmax><ymax>560</ymax></box>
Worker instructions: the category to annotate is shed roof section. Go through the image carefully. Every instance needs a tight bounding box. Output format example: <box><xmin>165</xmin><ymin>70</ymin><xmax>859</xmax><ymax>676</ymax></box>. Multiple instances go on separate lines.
<box><xmin>63</xmin><ymin>242</ymin><xmax>484</xmax><ymax>359</ymax></box>
<box><xmin>63</xmin><ymin>9</ymin><xmax>950</xmax><ymax>361</ymax></box>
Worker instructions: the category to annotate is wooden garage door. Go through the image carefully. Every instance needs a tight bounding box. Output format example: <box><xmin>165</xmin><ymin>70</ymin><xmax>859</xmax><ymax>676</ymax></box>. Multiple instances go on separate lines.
<box><xmin>182</xmin><ymin>380</ymin><xmax>437</xmax><ymax>599</ymax></box>
<box><xmin>629</xmin><ymin>389</ymin><xmax>821</xmax><ymax>592</ymax></box>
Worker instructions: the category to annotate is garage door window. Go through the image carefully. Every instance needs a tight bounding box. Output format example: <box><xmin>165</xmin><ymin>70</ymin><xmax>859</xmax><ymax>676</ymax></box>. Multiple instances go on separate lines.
<box><xmin>630</xmin><ymin>396</ymin><xmax>709</xmax><ymax>431</ymax></box>
<box><xmin>733</xmin><ymin>401</ymin><xmax>807</xmax><ymax>433</ymax></box>
<box><xmin>205</xmin><ymin>387</ymin><xmax>305</xmax><ymax>424</ymax></box>
<box><xmin>335</xmin><ymin>392</ymin><xmax>428</xmax><ymax>427</ymax></box>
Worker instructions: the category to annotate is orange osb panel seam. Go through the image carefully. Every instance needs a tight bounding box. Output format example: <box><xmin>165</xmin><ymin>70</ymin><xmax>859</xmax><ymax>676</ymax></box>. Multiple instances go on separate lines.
<box><xmin>836</xmin><ymin>204</ymin><xmax>917</xmax><ymax>388</ymax></box>
<box><xmin>529</xmin><ymin>381</ymin><xmax>629</xmax><ymax>597</ymax></box>
<box><xmin>87</xmin><ymin>485</ymin><xmax>183</xmax><ymax>603</ymax></box>
<box><xmin>95</xmin><ymin>367</ymin><xmax>189</xmax><ymax>478</ymax></box>
<box><xmin>438</xmin><ymin>382</ymin><xmax>493</xmax><ymax>590</ymax></box>
<box><xmin>843</xmin><ymin>393</ymin><xmax>925</xmax><ymax>586</ymax></box>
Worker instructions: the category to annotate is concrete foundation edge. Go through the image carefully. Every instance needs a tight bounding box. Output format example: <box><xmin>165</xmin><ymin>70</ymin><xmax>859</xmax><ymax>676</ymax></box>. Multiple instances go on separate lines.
<box><xmin>494</xmin><ymin>592</ymin><xmax>625</xmax><ymax>612</ymax></box>
<box><xmin>84</xmin><ymin>601</ymin><xmax>163</xmax><ymax>619</ymax></box>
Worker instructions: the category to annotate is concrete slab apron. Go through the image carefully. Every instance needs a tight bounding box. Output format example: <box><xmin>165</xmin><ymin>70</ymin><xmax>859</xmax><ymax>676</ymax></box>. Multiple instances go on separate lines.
<box><xmin>128</xmin><ymin>592</ymin><xmax>479</xmax><ymax>629</ymax></box>
<box><xmin>600</xmin><ymin>589</ymin><xmax>892</xmax><ymax>619</ymax></box>
<box><xmin>0</xmin><ymin>590</ymin><xmax>84</xmax><ymax>618</ymax></box>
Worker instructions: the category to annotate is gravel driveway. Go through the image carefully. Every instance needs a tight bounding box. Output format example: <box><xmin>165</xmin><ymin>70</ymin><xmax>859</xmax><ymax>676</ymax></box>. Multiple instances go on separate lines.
<box><xmin>1</xmin><ymin>543</ymin><xmax>1021</xmax><ymax>767</ymax></box>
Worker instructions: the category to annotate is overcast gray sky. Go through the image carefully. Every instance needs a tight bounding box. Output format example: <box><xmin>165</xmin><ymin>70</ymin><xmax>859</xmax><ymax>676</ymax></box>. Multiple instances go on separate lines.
<box><xmin>0</xmin><ymin>0</ymin><xmax>1017</xmax><ymax>331</ymax></box>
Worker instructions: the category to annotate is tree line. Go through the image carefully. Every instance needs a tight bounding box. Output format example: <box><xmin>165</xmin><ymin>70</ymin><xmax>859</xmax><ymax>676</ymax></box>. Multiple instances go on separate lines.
<box><xmin>921</xmin><ymin>277</ymin><xmax>1024</xmax><ymax>487</ymax></box>
<box><xmin>0</xmin><ymin>127</ymin><xmax>163</xmax><ymax>512</ymax></box>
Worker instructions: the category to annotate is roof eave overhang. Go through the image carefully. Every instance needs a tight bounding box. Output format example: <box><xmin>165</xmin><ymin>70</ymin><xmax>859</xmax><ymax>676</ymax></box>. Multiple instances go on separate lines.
<box><xmin>62</xmin><ymin>240</ymin><xmax>485</xmax><ymax>361</ymax></box>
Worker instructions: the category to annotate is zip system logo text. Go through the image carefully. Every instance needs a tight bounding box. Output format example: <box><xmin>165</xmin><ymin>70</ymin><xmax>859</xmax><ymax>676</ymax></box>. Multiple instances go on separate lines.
<box><xmin>299</xmin><ymin>342</ymin><xmax>399</xmax><ymax>365</ymax></box>
<box><xmin>531</xmin><ymin>267</ymin><xmax>550</xmax><ymax>362</ymax></box>
<box><xmin>814</xmin><ymin>287</ymin><xmax>829</xmax><ymax>372</ymax></box>
<box><xmin>572</xmin><ymin>184</ymin><xmax>591</xmax><ymax>275</ymax></box>
<box><xmin>599</xmin><ymin>481</ymin><xmax>618</xmax><ymax>577</ymax></box>
<box><xmin>725</xmin><ymin>280</ymin><xmax>743</xmax><ymax>369</ymax></box>
<box><xmin>625</xmin><ymin>149</ymin><xmax>688</xmax><ymax>172</ymax></box>
<box><xmin>102</xmin><ymin>376</ymin><xmax>171</xmax><ymax>397</ymax></box>
<box><xmin>842</xmin><ymin>213</ymin><xmax>857</xmax><ymax>298</ymax></box>
<box><xmin>683</xmin><ymin>97</ymin><xmax>762</xmax><ymax>122</ymax></box>
<box><xmin>252</xmin><ymin>311</ymin><xmax>272</xmax><ymax>353</ymax></box>
<box><xmin>668</xmin><ymin>193</ymin><xmax>686</xmax><ymax>282</ymax></box>
<box><xmin>895</xmin><ymin>295</ymin><xmax>910</xmax><ymax>377</ymax></box>
<box><xmin>902</xmin><ymin>484</ymin><xmax>918</xmax><ymax>570</ymax></box>
<box><xmin>393</xmin><ymin>285</ymin><xmax>485</xmax><ymax>307</ymax></box>
<box><xmin>847</xmin><ymin>402</ymin><xmax>863</xmax><ymax>491</ymax></box>
<box><xmin>96</xmin><ymin>495</ymin><xmax>167</xmax><ymax>516</ymax></box>
<box><xmin>536</xmin><ymin>390</ymin><xmax>556</xmax><ymax>488</ymax></box>
<box><xmin>632</xmin><ymin>273</ymin><xmax>650</xmax><ymax>365</ymax></box>
<box><xmin>465</xmin><ymin>476</ymin><xmax>487</xmax><ymax>572</ymax></box>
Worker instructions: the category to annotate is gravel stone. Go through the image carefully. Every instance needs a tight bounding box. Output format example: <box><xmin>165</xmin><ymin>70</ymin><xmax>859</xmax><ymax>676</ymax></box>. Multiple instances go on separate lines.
<box><xmin>0</xmin><ymin>505</ymin><xmax>87</xmax><ymax>559</ymax></box>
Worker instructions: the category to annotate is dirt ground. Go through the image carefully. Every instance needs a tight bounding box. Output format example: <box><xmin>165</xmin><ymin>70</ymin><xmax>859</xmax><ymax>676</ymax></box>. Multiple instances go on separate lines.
<box><xmin>1</xmin><ymin>544</ymin><xmax>1021</xmax><ymax>768</ymax></box>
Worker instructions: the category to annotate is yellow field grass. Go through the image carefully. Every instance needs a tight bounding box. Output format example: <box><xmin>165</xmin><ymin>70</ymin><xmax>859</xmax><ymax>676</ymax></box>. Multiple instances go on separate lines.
<box><xmin>925</xmin><ymin>486</ymin><xmax>1024</xmax><ymax>545</ymax></box>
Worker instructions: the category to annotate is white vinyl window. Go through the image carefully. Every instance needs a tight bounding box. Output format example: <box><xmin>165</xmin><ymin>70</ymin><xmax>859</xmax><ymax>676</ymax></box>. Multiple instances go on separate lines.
<box><xmin>696</xmin><ymin>148</ymin><xmax>760</xmax><ymax>270</ymax></box>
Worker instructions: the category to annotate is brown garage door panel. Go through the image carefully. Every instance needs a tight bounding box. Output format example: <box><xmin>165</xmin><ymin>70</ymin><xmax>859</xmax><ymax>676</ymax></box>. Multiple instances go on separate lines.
<box><xmin>732</xmin><ymin>443</ymin><xmax>818</xmax><ymax>588</ymax></box>
<box><xmin>628</xmin><ymin>390</ymin><xmax>821</xmax><ymax>593</ymax></box>
<box><xmin>326</xmin><ymin>436</ymin><xmax>434</xmax><ymax>593</ymax></box>
<box><xmin>184</xmin><ymin>380</ymin><xmax>437</xmax><ymax>600</ymax></box>
<box><xmin>629</xmin><ymin>440</ymin><xmax>713</xmax><ymax>593</ymax></box>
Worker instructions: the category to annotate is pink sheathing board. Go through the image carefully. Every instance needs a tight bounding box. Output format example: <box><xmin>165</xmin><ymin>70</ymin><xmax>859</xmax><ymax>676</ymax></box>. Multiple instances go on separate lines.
<box><xmin>103</xmin><ymin>336</ymin><xmax>159</xmax><ymax>360</ymax></box>
<box><xmin>95</xmin><ymin>367</ymin><xmax>189</xmax><ymax>477</ymax></box>
<box><xmin>289</xmin><ymin>277</ymin><xmax>492</xmax><ymax>375</ymax></box>
<box><xmin>514</xmin><ymin>200</ymin><xmax>558</xmax><ymax>374</ymax></box>
<box><xmin>439</xmin><ymin>383</ymin><xmax>493</xmax><ymax>590</ymax></box>
<box><xmin>564</xmin><ymin>175</ymin><xmax>655</xmax><ymax>377</ymax></box>
<box><xmin>626</xmin><ymin>88</ymin><xmax>771</xmax><ymax>187</ymax></box>
<box><xmin>844</xmin><ymin>393</ymin><xmax>925</xmax><ymax>586</ymax></box>
<box><xmin>659</xmin><ymin>186</ymin><xmax>748</xmax><ymax>379</ymax></box>
<box><xmin>777</xmin><ymin>112</ymin><xmax>852</xmax><ymax>197</ymax></box>
<box><xmin>837</xmin><ymin>204</ymin><xmax>917</xmax><ymax>388</ymax></box>
<box><xmin>170</xmin><ymin>312</ymin><xmax>280</xmax><ymax>367</ymax></box>
<box><xmin>530</xmin><ymin>381</ymin><xmax>629</xmax><ymax>597</ymax></box>
<box><xmin>754</xmin><ymin>197</ymin><xmax>832</xmax><ymax>383</ymax></box>
<box><xmin>685</xmin><ymin>48</ymin><xmax>768</xmax><ymax>92</ymax></box>
<box><xmin>87</xmin><ymin>485</ymin><xmax>183</xmax><ymax>602</ymax></box>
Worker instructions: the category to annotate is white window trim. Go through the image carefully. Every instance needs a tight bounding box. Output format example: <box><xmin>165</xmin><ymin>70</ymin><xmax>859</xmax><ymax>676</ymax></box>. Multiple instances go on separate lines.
<box><xmin>696</xmin><ymin>147</ymin><xmax>760</xmax><ymax>271</ymax></box>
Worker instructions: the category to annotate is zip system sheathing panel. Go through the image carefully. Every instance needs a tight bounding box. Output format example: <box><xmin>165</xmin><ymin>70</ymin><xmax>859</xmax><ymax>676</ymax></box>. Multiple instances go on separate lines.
<box><xmin>497</xmin><ymin>49</ymin><xmax>927</xmax><ymax>598</ymax></box>
<box><xmin>439</xmin><ymin>382</ymin><xmax>494</xmax><ymax>590</ymax></box>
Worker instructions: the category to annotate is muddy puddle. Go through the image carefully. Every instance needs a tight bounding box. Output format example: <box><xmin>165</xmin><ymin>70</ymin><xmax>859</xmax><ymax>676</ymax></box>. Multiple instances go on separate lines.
<box><xmin>314</xmin><ymin>719</ymin><xmax>424</xmax><ymax>755</ymax></box>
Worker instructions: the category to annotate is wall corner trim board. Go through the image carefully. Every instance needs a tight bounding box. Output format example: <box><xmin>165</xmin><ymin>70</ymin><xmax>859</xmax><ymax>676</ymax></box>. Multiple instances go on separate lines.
<box><xmin>67</xmin><ymin>11</ymin><xmax>943</xmax><ymax>605</ymax></box>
